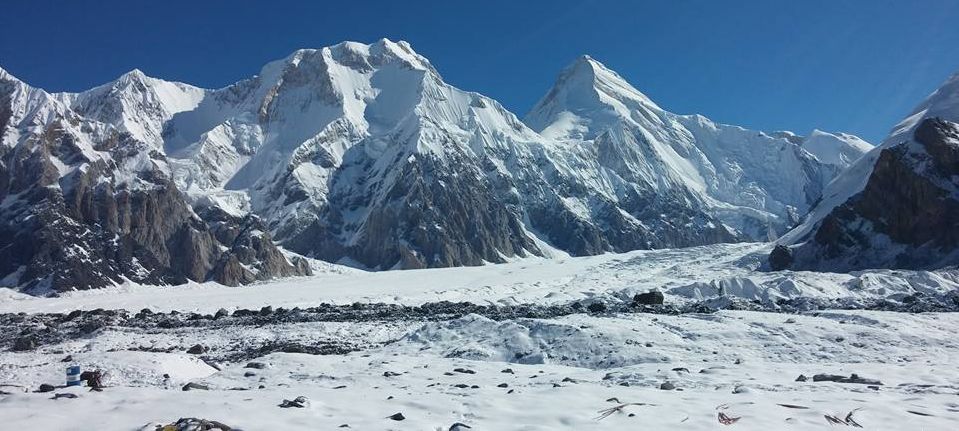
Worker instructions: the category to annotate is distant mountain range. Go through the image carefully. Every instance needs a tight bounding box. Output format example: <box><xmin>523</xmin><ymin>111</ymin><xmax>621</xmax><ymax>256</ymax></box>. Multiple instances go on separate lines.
<box><xmin>0</xmin><ymin>39</ymin><xmax>898</xmax><ymax>293</ymax></box>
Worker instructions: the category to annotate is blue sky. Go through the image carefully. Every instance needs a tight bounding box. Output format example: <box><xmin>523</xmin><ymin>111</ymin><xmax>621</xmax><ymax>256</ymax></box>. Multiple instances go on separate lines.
<box><xmin>2</xmin><ymin>1</ymin><xmax>958</xmax><ymax>142</ymax></box>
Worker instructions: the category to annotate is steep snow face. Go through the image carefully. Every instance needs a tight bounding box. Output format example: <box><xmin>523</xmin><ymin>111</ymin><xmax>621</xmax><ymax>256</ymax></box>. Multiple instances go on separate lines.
<box><xmin>780</xmin><ymin>70</ymin><xmax>959</xmax><ymax>271</ymax></box>
<box><xmin>58</xmin><ymin>70</ymin><xmax>206</xmax><ymax>147</ymax></box>
<box><xmin>526</xmin><ymin>57</ymin><xmax>859</xmax><ymax>240</ymax></box>
<box><xmin>773</xmin><ymin>130</ymin><xmax>872</xmax><ymax>169</ymax></box>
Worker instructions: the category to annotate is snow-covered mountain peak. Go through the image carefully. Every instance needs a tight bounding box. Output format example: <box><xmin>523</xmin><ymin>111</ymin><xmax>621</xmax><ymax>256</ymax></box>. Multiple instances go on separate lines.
<box><xmin>886</xmin><ymin>71</ymin><xmax>959</xmax><ymax>147</ymax></box>
<box><xmin>797</xmin><ymin>129</ymin><xmax>873</xmax><ymax>168</ymax></box>
<box><xmin>55</xmin><ymin>69</ymin><xmax>206</xmax><ymax>146</ymax></box>
<box><xmin>525</xmin><ymin>55</ymin><xmax>661</xmax><ymax>140</ymax></box>
<box><xmin>0</xmin><ymin>66</ymin><xmax>17</xmax><ymax>83</ymax></box>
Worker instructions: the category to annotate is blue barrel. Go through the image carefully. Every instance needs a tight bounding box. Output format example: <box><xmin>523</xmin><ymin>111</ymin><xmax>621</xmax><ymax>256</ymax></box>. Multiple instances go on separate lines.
<box><xmin>66</xmin><ymin>365</ymin><xmax>81</xmax><ymax>387</ymax></box>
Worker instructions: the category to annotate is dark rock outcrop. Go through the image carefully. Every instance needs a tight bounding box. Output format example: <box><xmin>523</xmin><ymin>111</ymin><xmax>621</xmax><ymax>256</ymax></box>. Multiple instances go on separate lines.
<box><xmin>768</xmin><ymin>244</ymin><xmax>793</xmax><ymax>271</ymax></box>
<box><xmin>633</xmin><ymin>290</ymin><xmax>665</xmax><ymax>305</ymax></box>
<box><xmin>785</xmin><ymin>118</ymin><xmax>959</xmax><ymax>271</ymax></box>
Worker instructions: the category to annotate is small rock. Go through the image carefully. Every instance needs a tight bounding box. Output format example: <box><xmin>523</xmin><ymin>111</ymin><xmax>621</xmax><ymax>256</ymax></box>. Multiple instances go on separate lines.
<box><xmin>387</xmin><ymin>412</ymin><xmax>405</xmax><ymax>421</ymax></box>
<box><xmin>50</xmin><ymin>393</ymin><xmax>78</xmax><ymax>400</ymax></box>
<box><xmin>453</xmin><ymin>368</ymin><xmax>475</xmax><ymax>374</ymax></box>
<box><xmin>660</xmin><ymin>381</ymin><xmax>676</xmax><ymax>390</ymax></box>
<box><xmin>645</xmin><ymin>342</ymin><xmax>653</xmax><ymax>348</ymax></box>
<box><xmin>383</xmin><ymin>371</ymin><xmax>401</xmax><ymax>377</ymax></box>
<box><xmin>671</xmin><ymin>367</ymin><xmax>690</xmax><ymax>373</ymax></box>
<box><xmin>732</xmin><ymin>385</ymin><xmax>751</xmax><ymax>394</ymax></box>
<box><xmin>497</xmin><ymin>383</ymin><xmax>508</xmax><ymax>388</ymax></box>
<box><xmin>449</xmin><ymin>422</ymin><xmax>472</xmax><ymax>430</ymax></box>
<box><xmin>186</xmin><ymin>344</ymin><xmax>207</xmax><ymax>354</ymax></box>
<box><xmin>244</xmin><ymin>371</ymin><xmax>257</xmax><ymax>378</ymax></box>
<box><xmin>37</xmin><ymin>384</ymin><xmax>56</xmax><ymax>393</ymax></box>
<box><xmin>279</xmin><ymin>395</ymin><xmax>310</xmax><ymax>408</ymax></box>
<box><xmin>182</xmin><ymin>382</ymin><xmax>210</xmax><ymax>391</ymax></box>
<box><xmin>245</xmin><ymin>362</ymin><xmax>268</xmax><ymax>369</ymax></box>
<box><xmin>501</xmin><ymin>368</ymin><xmax>514</xmax><ymax>374</ymax></box>
<box><xmin>561</xmin><ymin>377</ymin><xmax>577</xmax><ymax>383</ymax></box>
<box><xmin>795</xmin><ymin>374</ymin><xmax>808</xmax><ymax>382</ymax></box>
<box><xmin>60</xmin><ymin>355</ymin><xmax>73</xmax><ymax>363</ymax></box>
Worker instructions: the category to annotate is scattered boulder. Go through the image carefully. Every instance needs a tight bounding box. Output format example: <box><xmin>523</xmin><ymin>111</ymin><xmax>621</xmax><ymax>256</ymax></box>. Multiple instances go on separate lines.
<box><xmin>812</xmin><ymin>373</ymin><xmax>882</xmax><ymax>385</ymax></box>
<box><xmin>187</xmin><ymin>344</ymin><xmax>208</xmax><ymax>355</ymax></box>
<box><xmin>586</xmin><ymin>302</ymin><xmax>607</xmax><ymax>313</ymax></box>
<box><xmin>497</xmin><ymin>383</ymin><xmax>508</xmax><ymax>388</ymax></box>
<box><xmin>387</xmin><ymin>412</ymin><xmax>405</xmax><ymax>421</ymax></box>
<box><xmin>634</xmin><ymin>290</ymin><xmax>665</xmax><ymax>305</ymax></box>
<box><xmin>37</xmin><ymin>384</ymin><xmax>56</xmax><ymax>393</ymax></box>
<box><xmin>154</xmin><ymin>418</ymin><xmax>233</xmax><ymax>431</ymax></box>
<box><xmin>244</xmin><ymin>362</ymin><xmax>268</xmax><ymax>369</ymax></box>
<box><xmin>660</xmin><ymin>381</ymin><xmax>676</xmax><ymax>390</ymax></box>
<box><xmin>453</xmin><ymin>368</ymin><xmax>475</xmax><ymax>374</ymax></box>
<box><xmin>449</xmin><ymin>423</ymin><xmax>472</xmax><ymax>431</ymax></box>
<box><xmin>768</xmin><ymin>244</ymin><xmax>793</xmax><ymax>270</ymax></box>
<box><xmin>501</xmin><ymin>368</ymin><xmax>514</xmax><ymax>374</ymax></box>
<box><xmin>12</xmin><ymin>336</ymin><xmax>37</xmax><ymax>351</ymax></box>
<box><xmin>795</xmin><ymin>374</ymin><xmax>808</xmax><ymax>382</ymax></box>
<box><xmin>279</xmin><ymin>395</ymin><xmax>310</xmax><ymax>408</ymax></box>
<box><xmin>50</xmin><ymin>393</ymin><xmax>78</xmax><ymax>400</ymax></box>
<box><xmin>182</xmin><ymin>382</ymin><xmax>210</xmax><ymax>391</ymax></box>
<box><xmin>383</xmin><ymin>371</ymin><xmax>401</xmax><ymax>377</ymax></box>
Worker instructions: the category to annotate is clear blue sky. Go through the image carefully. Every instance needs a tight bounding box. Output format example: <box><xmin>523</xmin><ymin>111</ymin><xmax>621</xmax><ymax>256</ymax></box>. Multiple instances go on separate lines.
<box><xmin>2</xmin><ymin>0</ymin><xmax>958</xmax><ymax>142</ymax></box>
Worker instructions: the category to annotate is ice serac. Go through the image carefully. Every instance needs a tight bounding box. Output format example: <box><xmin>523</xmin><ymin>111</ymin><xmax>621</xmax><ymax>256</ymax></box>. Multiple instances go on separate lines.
<box><xmin>779</xmin><ymin>70</ymin><xmax>959</xmax><ymax>271</ymax></box>
<box><xmin>0</xmin><ymin>69</ymin><xmax>309</xmax><ymax>294</ymax></box>
<box><xmin>526</xmin><ymin>56</ymin><xmax>868</xmax><ymax>241</ymax></box>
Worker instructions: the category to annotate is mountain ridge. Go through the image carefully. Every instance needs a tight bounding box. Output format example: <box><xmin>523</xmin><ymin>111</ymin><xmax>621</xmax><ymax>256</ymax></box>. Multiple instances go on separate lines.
<box><xmin>1</xmin><ymin>39</ymin><xmax>875</xmax><ymax>292</ymax></box>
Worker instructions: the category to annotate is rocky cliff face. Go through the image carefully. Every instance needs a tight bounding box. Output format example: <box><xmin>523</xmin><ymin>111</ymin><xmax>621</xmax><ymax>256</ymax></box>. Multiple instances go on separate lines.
<box><xmin>783</xmin><ymin>118</ymin><xmax>959</xmax><ymax>270</ymax></box>
<box><xmin>0</xmin><ymin>69</ymin><xmax>309</xmax><ymax>294</ymax></box>
<box><xmin>778</xmin><ymin>70</ymin><xmax>959</xmax><ymax>271</ymax></box>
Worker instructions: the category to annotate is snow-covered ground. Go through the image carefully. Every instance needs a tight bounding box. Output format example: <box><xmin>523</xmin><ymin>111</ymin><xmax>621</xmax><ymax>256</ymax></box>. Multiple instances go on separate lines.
<box><xmin>2</xmin><ymin>243</ymin><xmax>958</xmax><ymax>430</ymax></box>
<box><xmin>3</xmin><ymin>242</ymin><xmax>957</xmax><ymax>314</ymax></box>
